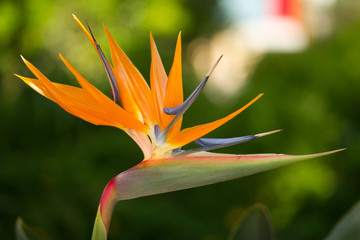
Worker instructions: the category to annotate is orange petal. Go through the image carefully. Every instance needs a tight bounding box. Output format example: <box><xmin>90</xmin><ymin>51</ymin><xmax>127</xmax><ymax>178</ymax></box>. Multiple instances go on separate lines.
<box><xmin>17</xmin><ymin>74</ymin><xmax>128</xmax><ymax>127</ymax></box>
<box><xmin>16</xmin><ymin>75</ymin><xmax>98</xmax><ymax>114</ymax></box>
<box><xmin>20</xmin><ymin>57</ymin><xmax>123</xmax><ymax>126</ymax></box>
<box><xmin>20</xmin><ymin>56</ymin><xmax>148</xmax><ymax>132</ymax></box>
<box><xmin>73</xmin><ymin>15</ymin><xmax>126</xmax><ymax>110</ymax></box>
<box><xmin>17</xmin><ymin>74</ymin><xmax>152</xmax><ymax>157</ymax></box>
<box><xmin>167</xmin><ymin>94</ymin><xmax>263</xmax><ymax>148</ymax></box>
<box><xmin>73</xmin><ymin>15</ymin><xmax>150</xmax><ymax>125</ymax></box>
<box><xmin>104</xmin><ymin>26</ymin><xmax>156</xmax><ymax>125</ymax></box>
<box><xmin>98</xmin><ymin>27</ymin><xmax>143</xmax><ymax>121</ymax></box>
<box><xmin>59</xmin><ymin>54</ymin><xmax>148</xmax><ymax>132</ymax></box>
<box><xmin>163</xmin><ymin>32</ymin><xmax>183</xmax><ymax>136</ymax></box>
<box><xmin>150</xmin><ymin>33</ymin><xmax>168</xmax><ymax>128</ymax></box>
<box><xmin>16</xmin><ymin>74</ymin><xmax>52</xmax><ymax>99</ymax></box>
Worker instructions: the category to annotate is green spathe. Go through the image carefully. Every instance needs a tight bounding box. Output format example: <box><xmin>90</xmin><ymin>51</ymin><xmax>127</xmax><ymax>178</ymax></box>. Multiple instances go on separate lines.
<box><xmin>112</xmin><ymin>150</ymin><xmax>343</xmax><ymax>200</ymax></box>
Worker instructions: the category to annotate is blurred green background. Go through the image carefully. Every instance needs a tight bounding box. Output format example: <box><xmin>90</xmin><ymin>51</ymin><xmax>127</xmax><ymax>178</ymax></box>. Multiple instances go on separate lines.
<box><xmin>1</xmin><ymin>0</ymin><xmax>359</xmax><ymax>239</ymax></box>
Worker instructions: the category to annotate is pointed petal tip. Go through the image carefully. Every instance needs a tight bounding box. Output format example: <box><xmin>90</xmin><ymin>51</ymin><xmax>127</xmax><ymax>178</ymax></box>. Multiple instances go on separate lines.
<box><xmin>85</xmin><ymin>19</ymin><xmax>96</xmax><ymax>41</ymax></box>
<box><xmin>103</xmin><ymin>24</ymin><xmax>109</xmax><ymax>34</ymax></box>
<box><xmin>298</xmin><ymin>148</ymin><xmax>346</xmax><ymax>159</ymax></box>
<box><xmin>149</xmin><ymin>32</ymin><xmax>155</xmax><ymax>46</ymax></box>
<box><xmin>20</xmin><ymin>55</ymin><xmax>26</xmax><ymax>62</ymax></box>
<box><xmin>72</xmin><ymin>14</ymin><xmax>83</xmax><ymax>25</ymax></box>
<box><xmin>59</xmin><ymin>54</ymin><xmax>68</xmax><ymax>65</ymax></box>
<box><xmin>20</xmin><ymin>56</ymin><xmax>34</xmax><ymax>69</ymax></box>
<box><xmin>255</xmin><ymin>129</ymin><xmax>283</xmax><ymax>138</ymax></box>
<box><xmin>327</xmin><ymin>148</ymin><xmax>346</xmax><ymax>154</ymax></box>
<box><xmin>175</xmin><ymin>32</ymin><xmax>182</xmax><ymax>44</ymax></box>
<box><xmin>206</xmin><ymin>55</ymin><xmax>223</xmax><ymax>78</ymax></box>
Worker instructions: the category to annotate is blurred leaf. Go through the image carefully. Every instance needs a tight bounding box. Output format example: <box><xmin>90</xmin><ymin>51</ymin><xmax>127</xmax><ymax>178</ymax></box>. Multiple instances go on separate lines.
<box><xmin>15</xmin><ymin>218</ymin><xmax>29</xmax><ymax>240</ymax></box>
<box><xmin>325</xmin><ymin>200</ymin><xmax>360</xmax><ymax>240</ymax></box>
<box><xmin>15</xmin><ymin>218</ymin><xmax>42</xmax><ymax>240</ymax></box>
<box><xmin>228</xmin><ymin>203</ymin><xmax>275</xmax><ymax>240</ymax></box>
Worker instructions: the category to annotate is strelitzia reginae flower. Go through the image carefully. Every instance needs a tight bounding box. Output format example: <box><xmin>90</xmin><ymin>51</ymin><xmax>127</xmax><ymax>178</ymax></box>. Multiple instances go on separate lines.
<box><xmin>17</xmin><ymin>15</ymin><xmax>343</xmax><ymax>240</ymax></box>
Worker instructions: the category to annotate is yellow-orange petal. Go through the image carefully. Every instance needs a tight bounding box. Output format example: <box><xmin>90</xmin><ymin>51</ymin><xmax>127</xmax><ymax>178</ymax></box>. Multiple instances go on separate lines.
<box><xmin>72</xmin><ymin>14</ymin><xmax>97</xmax><ymax>50</ymax></box>
<box><xmin>150</xmin><ymin>33</ymin><xmax>168</xmax><ymax>128</ymax></box>
<box><xmin>104</xmin><ymin>26</ymin><xmax>156</xmax><ymax>125</ymax></box>
<box><xmin>167</xmin><ymin>94</ymin><xmax>263</xmax><ymax>148</ymax></box>
<box><xmin>163</xmin><ymin>32</ymin><xmax>183</xmax><ymax>136</ymax></box>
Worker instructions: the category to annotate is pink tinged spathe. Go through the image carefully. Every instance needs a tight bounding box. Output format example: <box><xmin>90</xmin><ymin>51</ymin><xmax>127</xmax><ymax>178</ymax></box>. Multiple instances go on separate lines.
<box><xmin>94</xmin><ymin>149</ymin><xmax>344</xmax><ymax>238</ymax></box>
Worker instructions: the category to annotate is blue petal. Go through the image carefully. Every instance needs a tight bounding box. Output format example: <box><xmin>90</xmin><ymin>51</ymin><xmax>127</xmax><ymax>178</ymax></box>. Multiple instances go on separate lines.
<box><xmin>164</xmin><ymin>76</ymin><xmax>209</xmax><ymax>116</ymax></box>
<box><xmin>194</xmin><ymin>135</ymin><xmax>256</xmax><ymax>147</ymax></box>
<box><xmin>176</xmin><ymin>130</ymin><xmax>282</xmax><ymax>156</ymax></box>
<box><xmin>97</xmin><ymin>45</ymin><xmax>120</xmax><ymax>103</ymax></box>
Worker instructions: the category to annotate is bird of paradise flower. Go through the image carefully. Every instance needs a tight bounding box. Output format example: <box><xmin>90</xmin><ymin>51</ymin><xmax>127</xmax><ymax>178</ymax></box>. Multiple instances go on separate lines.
<box><xmin>16</xmin><ymin>15</ymin><xmax>343</xmax><ymax>240</ymax></box>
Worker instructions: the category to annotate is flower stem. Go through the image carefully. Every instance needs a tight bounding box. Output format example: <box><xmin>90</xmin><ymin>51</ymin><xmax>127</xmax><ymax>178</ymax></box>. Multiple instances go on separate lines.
<box><xmin>92</xmin><ymin>177</ymin><xmax>118</xmax><ymax>239</ymax></box>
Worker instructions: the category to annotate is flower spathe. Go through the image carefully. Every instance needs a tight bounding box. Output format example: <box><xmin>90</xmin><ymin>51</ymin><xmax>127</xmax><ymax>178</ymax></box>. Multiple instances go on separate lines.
<box><xmin>17</xmin><ymin>15</ymin><xmax>344</xmax><ymax>240</ymax></box>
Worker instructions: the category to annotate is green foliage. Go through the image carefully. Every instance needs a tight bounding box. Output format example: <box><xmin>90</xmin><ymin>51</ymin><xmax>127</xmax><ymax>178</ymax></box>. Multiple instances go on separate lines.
<box><xmin>325</xmin><ymin>200</ymin><xmax>360</xmax><ymax>240</ymax></box>
<box><xmin>227</xmin><ymin>201</ymin><xmax>360</xmax><ymax>240</ymax></box>
<box><xmin>228</xmin><ymin>203</ymin><xmax>274</xmax><ymax>240</ymax></box>
<box><xmin>15</xmin><ymin>218</ymin><xmax>42</xmax><ymax>240</ymax></box>
<box><xmin>244</xmin><ymin>18</ymin><xmax>360</xmax><ymax>239</ymax></box>
<box><xmin>15</xmin><ymin>218</ymin><xmax>29</xmax><ymax>240</ymax></box>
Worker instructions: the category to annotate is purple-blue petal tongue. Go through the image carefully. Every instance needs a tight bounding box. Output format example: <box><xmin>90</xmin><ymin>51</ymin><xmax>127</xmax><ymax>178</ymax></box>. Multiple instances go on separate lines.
<box><xmin>164</xmin><ymin>55</ymin><xmax>223</xmax><ymax>116</ymax></box>
<box><xmin>176</xmin><ymin>130</ymin><xmax>282</xmax><ymax>156</ymax></box>
<box><xmin>158</xmin><ymin>56</ymin><xmax>223</xmax><ymax>141</ymax></box>
<box><xmin>164</xmin><ymin>76</ymin><xmax>209</xmax><ymax>115</ymax></box>
<box><xmin>86</xmin><ymin>20</ymin><xmax>120</xmax><ymax>103</ymax></box>
<box><xmin>154</xmin><ymin>125</ymin><xmax>161</xmax><ymax>138</ymax></box>
<box><xmin>194</xmin><ymin>135</ymin><xmax>256</xmax><ymax>147</ymax></box>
